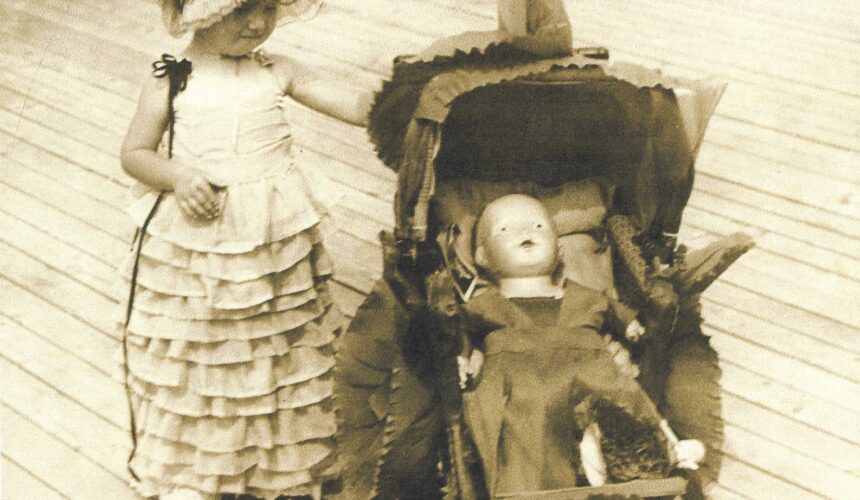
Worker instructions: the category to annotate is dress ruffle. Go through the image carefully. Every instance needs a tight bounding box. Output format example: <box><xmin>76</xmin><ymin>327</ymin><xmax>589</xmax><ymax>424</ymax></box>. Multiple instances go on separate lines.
<box><xmin>127</xmin><ymin>344</ymin><xmax>335</xmax><ymax>398</ymax></box>
<box><xmin>127</xmin><ymin>326</ymin><xmax>334</xmax><ymax>366</ymax></box>
<box><xmin>128</xmin><ymin>372</ymin><xmax>333</xmax><ymax>418</ymax></box>
<box><xmin>127</xmin><ymin>170</ymin><xmax>324</xmax><ymax>254</ymax></box>
<box><xmin>130</xmin><ymin>453</ymin><xmax>328</xmax><ymax>498</ymax></box>
<box><xmin>126</xmin><ymin>301</ymin><xmax>337</xmax><ymax>343</ymax></box>
<box><xmin>128</xmin><ymin>285</ymin><xmax>319</xmax><ymax>321</ymax></box>
<box><xmin>120</xmin><ymin>257</ymin><xmax>329</xmax><ymax>309</ymax></box>
<box><xmin>138</xmin><ymin>228</ymin><xmax>324</xmax><ymax>282</ymax></box>
<box><xmin>134</xmin><ymin>398</ymin><xmax>336</xmax><ymax>453</ymax></box>
<box><xmin>121</xmin><ymin>185</ymin><xmax>341</xmax><ymax>496</ymax></box>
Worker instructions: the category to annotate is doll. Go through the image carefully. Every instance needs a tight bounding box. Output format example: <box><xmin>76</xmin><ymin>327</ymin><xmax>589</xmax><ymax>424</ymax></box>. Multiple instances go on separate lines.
<box><xmin>458</xmin><ymin>194</ymin><xmax>703</xmax><ymax>495</ymax></box>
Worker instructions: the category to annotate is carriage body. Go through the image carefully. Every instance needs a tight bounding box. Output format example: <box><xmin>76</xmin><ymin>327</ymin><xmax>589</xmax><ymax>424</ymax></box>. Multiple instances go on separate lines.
<box><xmin>335</xmin><ymin>45</ymin><xmax>752</xmax><ymax>499</ymax></box>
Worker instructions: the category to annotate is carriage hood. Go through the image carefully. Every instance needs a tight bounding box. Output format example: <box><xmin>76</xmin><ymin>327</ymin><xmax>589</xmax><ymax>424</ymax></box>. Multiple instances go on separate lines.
<box><xmin>368</xmin><ymin>44</ymin><xmax>726</xmax><ymax>240</ymax></box>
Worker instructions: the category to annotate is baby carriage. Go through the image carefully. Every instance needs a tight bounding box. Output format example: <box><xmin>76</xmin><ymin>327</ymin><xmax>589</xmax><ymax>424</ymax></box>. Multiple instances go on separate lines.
<box><xmin>333</xmin><ymin>36</ymin><xmax>753</xmax><ymax>500</ymax></box>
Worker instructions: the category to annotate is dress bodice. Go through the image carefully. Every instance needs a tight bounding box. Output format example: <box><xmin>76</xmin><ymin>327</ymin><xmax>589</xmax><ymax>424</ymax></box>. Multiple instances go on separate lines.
<box><xmin>168</xmin><ymin>52</ymin><xmax>292</xmax><ymax>162</ymax></box>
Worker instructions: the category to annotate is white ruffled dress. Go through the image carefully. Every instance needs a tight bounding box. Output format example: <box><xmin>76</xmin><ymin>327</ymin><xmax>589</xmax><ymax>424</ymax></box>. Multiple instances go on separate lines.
<box><xmin>118</xmin><ymin>51</ymin><xmax>342</xmax><ymax>499</ymax></box>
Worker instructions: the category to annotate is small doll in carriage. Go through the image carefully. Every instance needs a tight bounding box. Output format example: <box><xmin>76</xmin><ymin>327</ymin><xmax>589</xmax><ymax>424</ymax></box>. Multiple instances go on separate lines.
<box><xmin>456</xmin><ymin>194</ymin><xmax>704</xmax><ymax>496</ymax></box>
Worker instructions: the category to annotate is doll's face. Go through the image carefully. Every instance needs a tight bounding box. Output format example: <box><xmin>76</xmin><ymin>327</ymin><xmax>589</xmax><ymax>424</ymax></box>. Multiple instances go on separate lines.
<box><xmin>195</xmin><ymin>0</ymin><xmax>279</xmax><ymax>56</ymax></box>
<box><xmin>475</xmin><ymin>195</ymin><xmax>559</xmax><ymax>279</ymax></box>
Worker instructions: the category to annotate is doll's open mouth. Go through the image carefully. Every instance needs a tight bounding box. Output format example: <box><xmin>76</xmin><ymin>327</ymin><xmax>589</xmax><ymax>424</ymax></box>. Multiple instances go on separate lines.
<box><xmin>520</xmin><ymin>240</ymin><xmax>536</xmax><ymax>249</ymax></box>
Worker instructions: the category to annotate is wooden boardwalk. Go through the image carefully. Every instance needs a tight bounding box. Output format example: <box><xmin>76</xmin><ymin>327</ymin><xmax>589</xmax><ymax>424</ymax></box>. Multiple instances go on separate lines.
<box><xmin>1</xmin><ymin>1</ymin><xmax>857</xmax><ymax>498</ymax></box>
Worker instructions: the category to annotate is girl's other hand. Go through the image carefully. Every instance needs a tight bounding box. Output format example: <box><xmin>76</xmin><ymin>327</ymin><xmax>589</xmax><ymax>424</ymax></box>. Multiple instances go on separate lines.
<box><xmin>173</xmin><ymin>167</ymin><xmax>221</xmax><ymax>219</ymax></box>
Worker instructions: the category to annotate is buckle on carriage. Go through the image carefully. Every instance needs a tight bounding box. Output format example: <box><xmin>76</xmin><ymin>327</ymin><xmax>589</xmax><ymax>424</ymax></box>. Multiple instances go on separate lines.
<box><xmin>440</xmin><ymin>224</ymin><xmax>482</xmax><ymax>303</ymax></box>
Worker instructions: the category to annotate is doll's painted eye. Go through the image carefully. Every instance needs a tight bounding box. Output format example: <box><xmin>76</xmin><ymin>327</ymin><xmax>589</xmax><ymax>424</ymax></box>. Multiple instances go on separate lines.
<box><xmin>499</xmin><ymin>227</ymin><xmax>507</xmax><ymax>232</ymax></box>
<box><xmin>535</xmin><ymin>223</ymin><xmax>543</xmax><ymax>229</ymax></box>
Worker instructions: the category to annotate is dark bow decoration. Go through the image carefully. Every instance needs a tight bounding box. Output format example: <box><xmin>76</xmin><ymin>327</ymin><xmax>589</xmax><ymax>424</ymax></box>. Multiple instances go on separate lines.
<box><xmin>152</xmin><ymin>53</ymin><xmax>192</xmax><ymax>158</ymax></box>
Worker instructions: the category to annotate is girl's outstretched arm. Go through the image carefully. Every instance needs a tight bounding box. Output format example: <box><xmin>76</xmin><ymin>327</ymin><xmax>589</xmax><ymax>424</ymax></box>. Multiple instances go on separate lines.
<box><xmin>289</xmin><ymin>71</ymin><xmax>374</xmax><ymax>127</ymax></box>
<box><xmin>120</xmin><ymin>74</ymin><xmax>219</xmax><ymax>219</ymax></box>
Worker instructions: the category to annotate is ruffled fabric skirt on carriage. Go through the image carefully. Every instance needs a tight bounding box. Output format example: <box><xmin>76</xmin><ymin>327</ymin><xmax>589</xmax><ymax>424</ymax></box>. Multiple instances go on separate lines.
<box><xmin>117</xmin><ymin>160</ymin><xmax>343</xmax><ymax>499</ymax></box>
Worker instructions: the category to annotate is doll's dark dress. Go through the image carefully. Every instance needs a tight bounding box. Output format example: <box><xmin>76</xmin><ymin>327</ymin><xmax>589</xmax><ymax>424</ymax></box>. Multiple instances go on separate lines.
<box><xmin>461</xmin><ymin>281</ymin><xmax>664</xmax><ymax>496</ymax></box>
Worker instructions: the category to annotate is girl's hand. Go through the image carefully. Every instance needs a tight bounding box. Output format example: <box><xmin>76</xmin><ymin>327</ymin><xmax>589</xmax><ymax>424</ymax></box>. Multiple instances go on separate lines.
<box><xmin>173</xmin><ymin>167</ymin><xmax>221</xmax><ymax>220</ymax></box>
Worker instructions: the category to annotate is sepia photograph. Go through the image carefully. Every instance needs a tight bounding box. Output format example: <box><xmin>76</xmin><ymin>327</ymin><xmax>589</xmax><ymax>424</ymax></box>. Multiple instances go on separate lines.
<box><xmin>0</xmin><ymin>1</ymin><xmax>857</xmax><ymax>498</ymax></box>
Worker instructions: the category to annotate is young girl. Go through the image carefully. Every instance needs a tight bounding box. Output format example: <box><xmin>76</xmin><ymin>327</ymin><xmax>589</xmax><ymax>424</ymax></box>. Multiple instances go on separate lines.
<box><xmin>118</xmin><ymin>1</ymin><xmax>371</xmax><ymax>498</ymax></box>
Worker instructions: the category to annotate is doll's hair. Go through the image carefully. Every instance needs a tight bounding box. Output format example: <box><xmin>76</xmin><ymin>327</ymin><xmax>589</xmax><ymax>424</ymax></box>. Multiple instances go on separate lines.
<box><xmin>590</xmin><ymin>398</ymin><xmax>670</xmax><ymax>483</ymax></box>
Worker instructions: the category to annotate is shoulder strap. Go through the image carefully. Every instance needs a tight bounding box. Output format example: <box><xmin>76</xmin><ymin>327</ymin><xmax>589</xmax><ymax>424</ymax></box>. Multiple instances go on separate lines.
<box><xmin>122</xmin><ymin>54</ymin><xmax>191</xmax><ymax>482</ymax></box>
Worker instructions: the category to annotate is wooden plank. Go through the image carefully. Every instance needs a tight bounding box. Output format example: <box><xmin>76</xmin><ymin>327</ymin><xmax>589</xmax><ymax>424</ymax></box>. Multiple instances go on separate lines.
<box><xmin>0</xmin><ymin>57</ymin><xmax>133</xmax><ymax>132</ymax></box>
<box><xmin>1</xmin><ymin>407</ymin><xmax>133</xmax><ymax>499</ymax></box>
<box><xmin>0</xmin><ymin>2</ymin><xmax>164</xmax><ymax>83</ymax></box>
<box><xmin>696</xmin><ymin>146</ymin><xmax>860</xmax><ymax>224</ymax></box>
<box><xmin>706</xmin><ymin>483</ymin><xmax>749</xmax><ymax>500</ymax></box>
<box><xmin>577</xmin><ymin>0</ymin><xmax>859</xmax><ymax>94</ymax></box>
<box><xmin>0</xmin><ymin>314</ymin><xmax>127</xmax><ymax>427</ymax></box>
<box><xmin>1</xmin><ymin>456</ymin><xmax>67</xmax><ymax>500</ymax></box>
<box><xmin>734</xmin><ymin>248</ymin><xmax>860</xmax><ymax>304</ymax></box>
<box><xmin>718</xmin><ymin>361</ymin><xmax>859</xmax><ymax>445</ymax></box>
<box><xmin>702</xmin><ymin>300</ymin><xmax>859</xmax><ymax>384</ymax></box>
<box><xmin>0</xmin><ymin>182</ymin><xmax>125</xmax><ymax>267</ymax></box>
<box><xmin>716</xmin><ymin>262</ymin><xmax>860</xmax><ymax>331</ymax></box>
<box><xmin>708</xmin><ymin>327</ymin><xmax>860</xmax><ymax>413</ymax></box>
<box><xmin>704</xmin><ymin>0</ymin><xmax>856</xmax><ymax>43</ymax></box>
<box><xmin>0</xmin><ymin>210</ymin><xmax>115</xmax><ymax>297</ymax></box>
<box><xmin>0</xmin><ymin>358</ymin><xmax>131</xmax><ymax>481</ymax></box>
<box><xmin>2</xmin><ymin>157</ymin><xmax>131</xmax><ymax>245</ymax></box>
<box><xmin>0</xmin><ymin>77</ymin><xmax>126</xmax><ymax>152</ymax></box>
<box><xmin>686</xmin><ymin>191</ymin><xmax>860</xmax><ymax>261</ymax></box>
<box><xmin>705</xmin><ymin>280</ymin><xmax>860</xmax><ymax>355</ymax></box>
<box><xmin>704</xmin><ymin>117</ymin><xmax>860</xmax><ymax>184</ymax></box>
<box><xmin>646</xmin><ymin>1</ymin><xmax>858</xmax><ymax>70</ymax></box>
<box><xmin>694</xmin><ymin>171</ymin><xmax>859</xmax><ymax>240</ymax></box>
<box><xmin>715</xmin><ymin>456</ymin><xmax>821</xmax><ymax>500</ymax></box>
<box><xmin>721</xmin><ymin>393</ymin><xmax>860</xmax><ymax>475</ymax></box>
<box><xmin>0</xmin><ymin>240</ymin><xmax>120</xmax><ymax>336</ymax></box>
<box><xmin>0</xmin><ymin>129</ymin><xmax>127</xmax><ymax>209</ymax></box>
<box><xmin>0</xmin><ymin>274</ymin><xmax>119</xmax><ymax>370</ymax></box>
<box><xmin>754</xmin><ymin>231</ymin><xmax>860</xmax><ymax>284</ymax></box>
<box><xmin>655</xmin><ymin>0</ymin><xmax>859</xmax><ymax>47</ymax></box>
<box><xmin>564</xmin><ymin>1</ymin><xmax>860</xmax><ymax>100</ymax></box>
<box><xmin>683</xmin><ymin>209</ymin><xmax>860</xmax><ymax>290</ymax></box>
<box><xmin>0</xmin><ymin>31</ymin><xmax>141</xmax><ymax>99</ymax></box>
<box><xmin>721</xmin><ymin>425</ymin><xmax>859</xmax><ymax>499</ymax></box>
<box><xmin>0</xmin><ymin>108</ymin><xmax>128</xmax><ymax>185</ymax></box>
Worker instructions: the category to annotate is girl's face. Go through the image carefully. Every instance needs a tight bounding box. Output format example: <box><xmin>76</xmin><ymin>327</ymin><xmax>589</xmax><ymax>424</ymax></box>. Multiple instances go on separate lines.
<box><xmin>195</xmin><ymin>0</ymin><xmax>279</xmax><ymax>56</ymax></box>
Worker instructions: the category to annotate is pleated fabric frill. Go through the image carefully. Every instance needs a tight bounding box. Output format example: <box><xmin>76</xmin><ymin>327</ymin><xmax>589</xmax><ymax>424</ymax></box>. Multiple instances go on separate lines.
<box><xmin>117</xmin><ymin>172</ymin><xmax>343</xmax><ymax>499</ymax></box>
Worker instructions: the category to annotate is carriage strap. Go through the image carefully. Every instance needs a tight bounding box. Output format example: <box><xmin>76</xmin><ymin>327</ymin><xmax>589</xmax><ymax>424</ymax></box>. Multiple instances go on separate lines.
<box><xmin>122</xmin><ymin>54</ymin><xmax>190</xmax><ymax>481</ymax></box>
